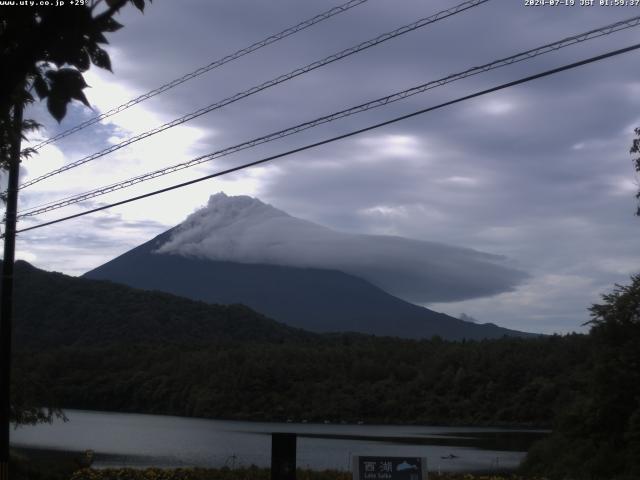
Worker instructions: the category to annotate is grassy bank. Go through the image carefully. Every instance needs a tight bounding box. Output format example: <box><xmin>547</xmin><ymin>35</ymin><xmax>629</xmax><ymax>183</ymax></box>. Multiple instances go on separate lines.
<box><xmin>12</xmin><ymin>448</ymin><xmax>545</xmax><ymax>480</ymax></box>
<box><xmin>69</xmin><ymin>468</ymin><xmax>545</xmax><ymax>480</ymax></box>
<box><xmin>12</xmin><ymin>448</ymin><xmax>83</xmax><ymax>480</ymax></box>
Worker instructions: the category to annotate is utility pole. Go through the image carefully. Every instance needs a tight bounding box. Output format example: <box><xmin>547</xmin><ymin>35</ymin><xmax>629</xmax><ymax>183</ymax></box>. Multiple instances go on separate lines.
<box><xmin>0</xmin><ymin>101</ymin><xmax>23</xmax><ymax>480</ymax></box>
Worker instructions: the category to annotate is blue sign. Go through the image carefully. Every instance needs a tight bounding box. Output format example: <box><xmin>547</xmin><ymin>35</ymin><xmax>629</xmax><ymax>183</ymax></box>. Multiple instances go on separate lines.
<box><xmin>353</xmin><ymin>456</ymin><xmax>427</xmax><ymax>480</ymax></box>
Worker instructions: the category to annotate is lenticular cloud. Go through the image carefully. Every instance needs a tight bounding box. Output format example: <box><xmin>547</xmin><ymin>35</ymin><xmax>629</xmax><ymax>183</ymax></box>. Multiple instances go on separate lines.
<box><xmin>157</xmin><ymin>192</ymin><xmax>527</xmax><ymax>303</ymax></box>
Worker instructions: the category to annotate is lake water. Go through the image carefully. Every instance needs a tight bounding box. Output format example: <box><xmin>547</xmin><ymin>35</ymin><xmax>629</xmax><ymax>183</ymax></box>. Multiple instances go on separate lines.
<box><xmin>11</xmin><ymin>410</ymin><xmax>547</xmax><ymax>473</ymax></box>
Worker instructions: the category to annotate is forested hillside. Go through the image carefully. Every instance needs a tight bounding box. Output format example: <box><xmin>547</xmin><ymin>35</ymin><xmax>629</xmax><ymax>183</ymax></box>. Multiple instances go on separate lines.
<box><xmin>15</xmin><ymin>334</ymin><xmax>589</xmax><ymax>427</ymax></box>
<box><xmin>8</xmin><ymin>260</ymin><xmax>313</xmax><ymax>348</ymax></box>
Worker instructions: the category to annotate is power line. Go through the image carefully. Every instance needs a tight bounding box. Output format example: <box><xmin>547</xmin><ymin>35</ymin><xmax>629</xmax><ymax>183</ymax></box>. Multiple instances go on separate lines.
<box><xmin>19</xmin><ymin>0</ymin><xmax>490</xmax><ymax>190</ymax></box>
<box><xmin>17</xmin><ymin>14</ymin><xmax>640</xmax><ymax>219</ymax></box>
<box><xmin>12</xmin><ymin>42</ymin><xmax>640</xmax><ymax>237</ymax></box>
<box><xmin>29</xmin><ymin>0</ymin><xmax>371</xmax><ymax>152</ymax></box>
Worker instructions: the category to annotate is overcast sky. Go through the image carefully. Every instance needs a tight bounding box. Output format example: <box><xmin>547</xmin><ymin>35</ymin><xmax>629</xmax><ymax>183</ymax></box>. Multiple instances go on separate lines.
<box><xmin>8</xmin><ymin>0</ymin><xmax>640</xmax><ymax>334</ymax></box>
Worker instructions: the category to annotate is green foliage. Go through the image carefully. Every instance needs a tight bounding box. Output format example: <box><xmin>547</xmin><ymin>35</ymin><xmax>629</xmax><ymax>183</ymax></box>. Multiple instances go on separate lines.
<box><xmin>11</xmin><ymin>449</ymin><xmax>79</xmax><ymax>480</ymax></box>
<box><xmin>10</xmin><ymin>352</ymin><xmax>66</xmax><ymax>426</ymax></box>
<box><xmin>44</xmin><ymin>68</ymin><xmax>91</xmax><ymax>122</ymax></box>
<box><xmin>70</xmin><ymin>467</ymin><xmax>348</xmax><ymax>480</ymax></box>
<box><xmin>0</xmin><ymin>90</ymin><xmax>40</xmax><ymax>192</ymax></box>
<box><xmin>68</xmin><ymin>468</ymin><xmax>543</xmax><ymax>480</ymax></box>
<box><xmin>13</xmin><ymin>334</ymin><xmax>589</xmax><ymax>427</ymax></box>
<box><xmin>588</xmin><ymin>274</ymin><xmax>640</xmax><ymax>330</ymax></box>
<box><xmin>522</xmin><ymin>275</ymin><xmax>640</xmax><ymax>479</ymax></box>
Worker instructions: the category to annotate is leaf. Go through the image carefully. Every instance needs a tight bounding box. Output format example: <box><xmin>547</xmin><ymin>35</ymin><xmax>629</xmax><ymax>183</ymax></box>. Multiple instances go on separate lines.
<box><xmin>100</xmin><ymin>17</ymin><xmax>123</xmax><ymax>33</ymax></box>
<box><xmin>71</xmin><ymin>89</ymin><xmax>91</xmax><ymax>108</ymax></box>
<box><xmin>47</xmin><ymin>42</ymin><xmax>85</xmax><ymax>69</ymax></box>
<box><xmin>54</xmin><ymin>68</ymin><xmax>88</xmax><ymax>92</ymax></box>
<box><xmin>131</xmin><ymin>0</ymin><xmax>145</xmax><ymax>12</ymax></box>
<box><xmin>74</xmin><ymin>49</ymin><xmax>91</xmax><ymax>72</ymax></box>
<box><xmin>45</xmin><ymin>68</ymin><xmax>92</xmax><ymax>120</ymax></box>
<box><xmin>47</xmin><ymin>96</ymin><xmax>67</xmax><ymax>123</ymax></box>
<box><xmin>89</xmin><ymin>46</ymin><xmax>112</xmax><ymax>71</ymax></box>
<box><xmin>92</xmin><ymin>31</ymin><xmax>109</xmax><ymax>45</ymax></box>
<box><xmin>103</xmin><ymin>0</ymin><xmax>130</xmax><ymax>12</ymax></box>
<box><xmin>33</xmin><ymin>74</ymin><xmax>49</xmax><ymax>100</ymax></box>
<box><xmin>22</xmin><ymin>119</ymin><xmax>42</xmax><ymax>133</ymax></box>
<box><xmin>20</xmin><ymin>147</ymin><xmax>37</xmax><ymax>160</ymax></box>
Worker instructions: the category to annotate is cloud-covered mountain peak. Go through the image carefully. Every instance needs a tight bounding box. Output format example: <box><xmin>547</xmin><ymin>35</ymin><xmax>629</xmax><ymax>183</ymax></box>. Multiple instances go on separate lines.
<box><xmin>157</xmin><ymin>192</ymin><xmax>331</xmax><ymax>260</ymax></box>
<box><xmin>157</xmin><ymin>193</ymin><xmax>528</xmax><ymax>304</ymax></box>
<box><xmin>185</xmin><ymin>192</ymin><xmax>290</xmax><ymax>228</ymax></box>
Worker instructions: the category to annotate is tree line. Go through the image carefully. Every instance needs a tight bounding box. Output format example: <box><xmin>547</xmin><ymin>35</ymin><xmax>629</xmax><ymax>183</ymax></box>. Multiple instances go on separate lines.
<box><xmin>14</xmin><ymin>334</ymin><xmax>589</xmax><ymax>427</ymax></box>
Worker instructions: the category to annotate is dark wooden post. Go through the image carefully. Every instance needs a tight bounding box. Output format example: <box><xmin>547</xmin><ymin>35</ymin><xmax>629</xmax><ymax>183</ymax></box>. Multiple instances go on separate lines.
<box><xmin>0</xmin><ymin>101</ymin><xmax>23</xmax><ymax>480</ymax></box>
<box><xmin>271</xmin><ymin>433</ymin><xmax>296</xmax><ymax>480</ymax></box>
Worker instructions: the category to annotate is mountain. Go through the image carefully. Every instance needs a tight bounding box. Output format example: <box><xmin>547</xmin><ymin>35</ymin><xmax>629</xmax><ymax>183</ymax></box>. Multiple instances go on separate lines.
<box><xmin>84</xmin><ymin>194</ymin><xmax>533</xmax><ymax>340</ymax></box>
<box><xmin>7</xmin><ymin>260</ymin><xmax>312</xmax><ymax>350</ymax></box>
<box><xmin>6</xmin><ymin>263</ymin><xmax>567</xmax><ymax>428</ymax></box>
<box><xmin>9</xmin><ymin>259</ymin><xmax>580</xmax><ymax>427</ymax></box>
<box><xmin>151</xmin><ymin>193</ymin><xmax>527</xmax><ymax>305</ymax></box>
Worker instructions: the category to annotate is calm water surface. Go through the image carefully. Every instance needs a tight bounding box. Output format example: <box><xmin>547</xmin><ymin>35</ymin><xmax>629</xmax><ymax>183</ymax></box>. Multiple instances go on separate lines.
<box><xmin>11</xmin><ymin>410</ymin><xmax>547</xmax><ymax>472</ymax></box>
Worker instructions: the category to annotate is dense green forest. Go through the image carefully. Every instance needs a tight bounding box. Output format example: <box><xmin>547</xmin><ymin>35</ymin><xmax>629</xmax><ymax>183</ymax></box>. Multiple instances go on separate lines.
<box><xmin>14</xmin><ymin>334</ymin><xmax>589</xmax><ymax>426</ymax></box>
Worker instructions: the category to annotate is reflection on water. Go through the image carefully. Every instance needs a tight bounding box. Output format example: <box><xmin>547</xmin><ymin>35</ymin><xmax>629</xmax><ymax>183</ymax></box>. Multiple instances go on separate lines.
<box><xmin>11</xmin><ymin>410</ymin><xmax>547</xmax><ymax>472</ymax></box>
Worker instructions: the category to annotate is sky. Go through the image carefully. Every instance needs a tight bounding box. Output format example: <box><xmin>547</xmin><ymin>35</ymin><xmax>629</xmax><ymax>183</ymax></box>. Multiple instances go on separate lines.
<box><xmin>6</xmin><ymin>0</ymin><xmax>640</xmax><ymax>334</ymax></box>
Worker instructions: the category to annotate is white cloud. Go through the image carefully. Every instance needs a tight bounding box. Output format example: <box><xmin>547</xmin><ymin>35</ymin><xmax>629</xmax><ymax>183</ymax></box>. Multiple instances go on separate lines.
<box><xmin>359</xmin><ymin>205</ymin><xmax>410</xmax><ymax>218</ymax></box>
<box><xmin>480</xmin><ymin>99</ymin><xmax>515</xmax><ymax>116</ymax></box>
<box><xmin>609</xmin><ymin>177</ymin><xmax>638</xmax><ymax>196</ymax></box>
<box><xmin>357</xmin><ymin>134</ymin><xmax>423</xmax><ymax>160</ymax></box>
<box><xmin>15</xmin><ymin>251</ymin><xmax>38</xmax><ymax>263</ymax></box>
<box><xmin>157</xmin><ymin>192</ymin><xmax>527</xmax><ymax>304</ymax></box>
<box><xmin>438</xmin><ymin>175</ymin><xmax>479</xmax><ymax>187</ymax></box>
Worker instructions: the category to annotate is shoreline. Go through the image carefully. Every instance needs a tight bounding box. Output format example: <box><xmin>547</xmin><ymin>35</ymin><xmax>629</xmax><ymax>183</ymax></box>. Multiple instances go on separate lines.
<box><xmin>12</xmin><ymin>448</ymin><xmax>533</xmax><ymax>480</ymax></box>
<box><xmin>12</xmin><ymin>445</ymin><xmax>525</xmax><ymax>475</ymax></box>
<box><xmin>16</xmin><ymin>407</ymin><xmax>553</xmax><ymax>431</ymax></box>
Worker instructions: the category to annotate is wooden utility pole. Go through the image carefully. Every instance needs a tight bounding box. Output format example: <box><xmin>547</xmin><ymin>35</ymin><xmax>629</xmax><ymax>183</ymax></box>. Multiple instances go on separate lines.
<box><xmin>0</xmin><ymin>101</ymin><xmax>23</xmax><ymax>480</ymax></box>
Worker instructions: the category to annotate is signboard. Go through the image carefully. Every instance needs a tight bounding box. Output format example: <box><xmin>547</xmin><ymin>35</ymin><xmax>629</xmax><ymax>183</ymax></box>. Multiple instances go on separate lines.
<box><xmin>352</xmin><ymin>456</ymin><xmax>427</xmax><ymax>480</ymax></box>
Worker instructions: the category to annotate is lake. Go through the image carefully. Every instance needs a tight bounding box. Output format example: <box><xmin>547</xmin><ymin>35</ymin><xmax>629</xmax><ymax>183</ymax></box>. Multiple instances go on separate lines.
<box><xmin>11</xmin><ymin>410</ymin><xmax>547</xmax><ymax>473</ymax></box>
